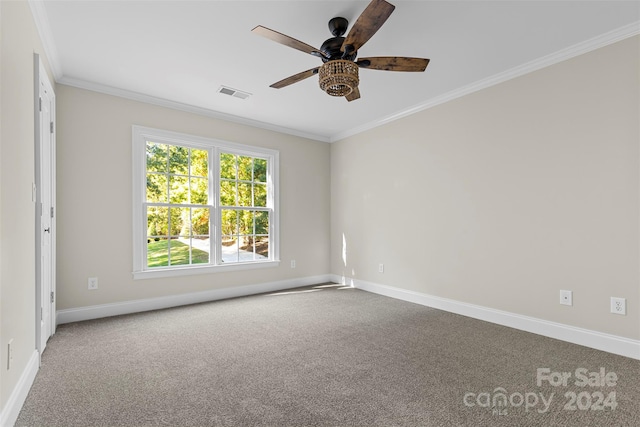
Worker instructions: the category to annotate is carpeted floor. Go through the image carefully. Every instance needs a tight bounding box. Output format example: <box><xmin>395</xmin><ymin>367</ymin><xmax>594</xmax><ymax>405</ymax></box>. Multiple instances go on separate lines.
<box><xmin>16</xmin><ymin>283</ymin><xmax>640</xmax><ymax>426</ymax></box>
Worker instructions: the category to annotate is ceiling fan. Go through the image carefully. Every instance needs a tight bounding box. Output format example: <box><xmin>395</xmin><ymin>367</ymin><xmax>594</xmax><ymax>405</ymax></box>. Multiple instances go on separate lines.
<box><xmin>252</xmin><ymin>0</ymin><xmax>430</xmax><ymax>102</ymax></box>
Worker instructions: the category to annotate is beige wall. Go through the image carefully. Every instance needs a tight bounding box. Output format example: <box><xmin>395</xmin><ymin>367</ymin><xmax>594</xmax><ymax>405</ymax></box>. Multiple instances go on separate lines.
<box><xmin>55</xmin><ymin>85</ymin><xmax>331</xmax><ymax>310</ymax></box>
<box><xmin>1</xmin><ymin>2</ymin><xmax>637</xmax><ymax>417</ymax></box>
<box><xmin>0</xmin><ymin>0</ymin><xmax>54</xmax><ymax>414</ymax></box>
<box><xmin>331</xmin><ymin>36</ymin><xmax>640</xmax><ymax>340</ymax></box>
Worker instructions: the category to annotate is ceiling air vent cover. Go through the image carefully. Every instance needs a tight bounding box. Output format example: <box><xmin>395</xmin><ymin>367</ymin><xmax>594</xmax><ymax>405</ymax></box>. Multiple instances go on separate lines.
<box><xmin>218</xmin><ymin>86</ymin><xmax>251</xmax><ymax>100</ymax></box>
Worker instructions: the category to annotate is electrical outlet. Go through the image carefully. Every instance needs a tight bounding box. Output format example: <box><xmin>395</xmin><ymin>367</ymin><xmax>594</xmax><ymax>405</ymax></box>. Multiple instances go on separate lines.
<box><xmin>378</xmin><ymin>263</ymin><xmax>384</xmax><ymax>273</ymax></box>
<box><xmin>560</xmin><ymin>290</ymin><xmax>572</xmax><ymax>306</ymax></box>
<box><xmin>290</xmin><ymin>260</ymin><xmax>296</xmax><ymax>269</ymax></box>
<box><xmin>88</xmin><ymin>277</ymin><xmax>98</xmax><ymax>290</ymax></box>
<box><xmin>7</xmin><ymin>339</ymin><xmax>13</xmax><ymax>370</ymax></box>
<box><xmin>610</xmin><ymin>297</ymin><xmax>626</xmax><ymax>315</ymax></box>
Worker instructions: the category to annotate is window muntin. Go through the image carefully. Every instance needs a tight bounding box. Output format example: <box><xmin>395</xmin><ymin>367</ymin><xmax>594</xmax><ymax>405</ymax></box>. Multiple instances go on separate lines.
<box><xmin>133</xmin><ymin>126</ymin><xmax>279</xmax><ymax>278</ymax></box>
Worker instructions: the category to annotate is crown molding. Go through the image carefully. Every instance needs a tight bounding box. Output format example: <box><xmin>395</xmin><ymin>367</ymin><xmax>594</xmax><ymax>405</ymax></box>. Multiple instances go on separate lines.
<box><xmin>28</xmin><ymin>0</ymin><xmax>63</xmax><ymax>80</ymax></box>
<box><xmin>28</xmin><ymin>0</ymin><xmax>638</xmax><ymax>145</ymax></box>
<box><xmin>28</xmin><ymin>0</ymin><xmax>328</xmax><ymax>142</ymax></box>
<box><xmin>329</xmin><ymin>21</ymin><xmax>640</xmax><ymax>143</ymax></box>
<box><xmin>57</xmin><ymin>77</ymin><xmax>330</xmax><ymax>143</ymax></box>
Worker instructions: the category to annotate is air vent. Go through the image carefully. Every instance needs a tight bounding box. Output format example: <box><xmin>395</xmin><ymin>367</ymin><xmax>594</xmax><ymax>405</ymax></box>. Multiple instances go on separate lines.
<box><xmin>218</xmin><ymin>86</ymin><xmax>251</xmax><ymax>100</ymax></box>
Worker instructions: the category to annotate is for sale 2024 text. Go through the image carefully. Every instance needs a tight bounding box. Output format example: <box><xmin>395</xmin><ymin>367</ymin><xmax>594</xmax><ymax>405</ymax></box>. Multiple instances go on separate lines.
<box><xmin>537</xmin><ymin>367</ymin><xmax>618</xmax><ymax>412</ymax></box>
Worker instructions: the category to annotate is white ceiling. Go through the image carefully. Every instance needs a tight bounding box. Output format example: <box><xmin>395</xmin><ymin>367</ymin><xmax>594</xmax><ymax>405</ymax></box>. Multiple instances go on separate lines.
<box><xmin>32</xmin><ymin>1</ymin><xmax>639</xmax><ymax>142</ymax></box>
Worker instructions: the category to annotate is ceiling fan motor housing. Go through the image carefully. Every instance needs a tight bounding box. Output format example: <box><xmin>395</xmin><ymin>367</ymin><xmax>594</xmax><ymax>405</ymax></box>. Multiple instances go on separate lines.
<box><xmin>321</xmin><ymin>37</ymin><xmax>354</xmax><ymax>62</ymax></box>
<box><xmin>321</xmin><ymin>17</ymin><xmax>357</xmax><ymax>62</ymax></box>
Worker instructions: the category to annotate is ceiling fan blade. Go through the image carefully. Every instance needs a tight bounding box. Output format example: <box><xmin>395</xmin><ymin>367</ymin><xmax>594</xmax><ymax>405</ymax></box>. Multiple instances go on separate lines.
<box><xmin>357</xmin><ymin>57</ymin><xmax>430</xmax><ymax>72</ymax></box>
<box><xmin>345</xmin><ymin>87</ymin><xmax>361</xmax><ymax>102</ymax></box>
<box><xmin>270</xmin><ymin>67</ymin><xmax>320</xmax><ymax>89</ymax></box>
<box><xmin>341</xmin><ymin>0</ymin><xmax>395</xmax><ymax>54</ymax></box>
<box><xmin>252</xmin><ymin>26</ymin><xmax>326</xmax><ymax>58</ymax></box>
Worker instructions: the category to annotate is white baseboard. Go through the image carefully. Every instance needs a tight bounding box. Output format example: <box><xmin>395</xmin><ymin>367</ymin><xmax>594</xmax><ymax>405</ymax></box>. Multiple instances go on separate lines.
<box><xmin>57</xmin><ymin>275</ymin><xmax>333</xmax><ymax>325</ymax></box>
<box><xmin>332</xmin><ymin>275</ymin><xmax>640</xmax><ymax>360</ymax></box>
<box><xmin>56</xmin><ymin>273</ymin><xmax>640</xmax><ymax>359</ymax></box>
<box><xmin>0</xmin><ymin>350</ymin><xmax>39</xmax><ymax>427</ymax></box>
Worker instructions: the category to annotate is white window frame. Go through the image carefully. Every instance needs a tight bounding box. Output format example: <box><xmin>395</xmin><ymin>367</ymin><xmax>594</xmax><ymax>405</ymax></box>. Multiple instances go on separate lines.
<box><xmin>132</xmin><ymin>126</ymin><xmax>279</xmax><ymax>279</ymax></box>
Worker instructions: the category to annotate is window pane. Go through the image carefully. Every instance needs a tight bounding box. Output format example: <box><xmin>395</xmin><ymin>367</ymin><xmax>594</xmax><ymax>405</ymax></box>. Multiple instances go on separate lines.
<box><xmin>237</xmin><ymin>210</ymin><xmax>252</xmax><ymax>236</ymax></box>
<box><xmin>147</xmin><ymin>238</ymin><xmax>169</xmax><ymax>267</ymax></box>
<box><xmin>191</xmin><ymin>149</ymin><xmax>208</xmax><ymax>177</ymax></box>
<box><xmin>254</xmin><ymin>184</ymin><xmax>267</xmax><ymax>207</ymax></box>
<box><xmin>169</xmin><ymin>145</ymin><xmax>189</xmax><ymax>175</ymax></box>
<box><xmin>220</xmin><ymin>180</ymin><xmax>236</xmax><ymax>206</ymax></box>
<box><xmin>169</xmin><ymin>239</ymin><xmax>190</xmax><ymax>266</ymax></box>
<box><xmin>242</xmin><ymin>237</ymin><xmax>255</xmax><ymax>260</ymax></box>
<box><xmin>190</xmin><ymin>207</ymin><xmax>210</xmax><ymax>265</ymax></box>
<box><xmin>221</xmin><ymin>209</ymin><xmax>238</xmax><ymax>237</ymax></box>
<box><xmin>255</xmin><ymin>211</ymin><xmax>269</xmax><ymax>235</ymax></box>
<box><xmin>190</xmin><ymin>177</ymin><xmax>208</xmax><ymax>205</ymax></box>
<box><xmin>238</xmin><ymin>156</ymin><xmax>253</xmax><ymax>181</ymax></box>
<box><xmin>255</xmin><ymin>236</ymin><xmax>269</xmax><ymax>259</ymax></box>
<box><xmin>222</xmin><ymin>236</ymin><xmax>238</xmax><ymax>263</ymax></box>
<box><xmin>169</xmin><ymin>175</ymin><xmax>188</xmax><ymax>204</ymax></box>
<box><xmin>254</xmin><ymin>158</ymin><xmax>267</xmax><ymax>182</ymax></box>
<box><xmin>169</xmin><ymin>207</ymin><xmax>189</xmax><ymax>237</ymax></box>
<box><xmin>237</xmin><ymin>183</ymin><xmax>252</xmax><ymax>207</ymax></box>
<box><xmin>192</xmin><ymin>208</ymin><xmax>209</xmax><ymax>236</ymax></box>
<box><xmin>220</xmin><ymin>153</ymin><xmax>236</xmax><ymax>180</ymax></box>
<box><xmin>146</xmin><ymin>173</ymin><xmax>167</xmax><ymax>202</ymax></box>
<box><xmin>146</xmin><ymin>142</ymin><xmax>167</xmax><ymax>173</ymax></box>
<box><xmin>191</xmin><ymin>240</ymin><xmax>210</xmax><ymax>264</ymax></box>
<box><xmin>147</xmin><ymin>206</ymin><xmax>168</xmax><ymax>238</ymax></box>
<box><xmin>221</xmin><ymin>209</ymin><xmax>240</xmax><ymax>263</ymax></box>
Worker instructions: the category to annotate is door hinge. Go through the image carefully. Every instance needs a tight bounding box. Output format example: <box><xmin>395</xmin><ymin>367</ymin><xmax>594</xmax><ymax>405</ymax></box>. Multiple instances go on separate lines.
<box><xmin>51</xmin><ymin>291</ymin><xmax>55</xmax><ymax>303</ymax></box>
<box><xmin>39</xmin><ymin>97</ymin><xmax>42</xmax><ymax>111</ymax></box>
<box><xmin>51</xmin><ymin>207</ymin><xmax>54</xmax><ymax>218</ymax></box>
<box><xmin>40</xmin><ymin>307</ymin><xmax>43</xmax><ymax>321</ymax></box>
<box><xmin>50</xmin><ymin>121</ymin><xmax>54</xmax><ymax>133</ymax></box>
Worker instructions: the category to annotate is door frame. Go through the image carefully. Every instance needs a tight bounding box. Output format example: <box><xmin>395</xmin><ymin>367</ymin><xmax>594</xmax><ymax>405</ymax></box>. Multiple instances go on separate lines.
<box><xmin>34</xmin><ymin>53</ymin><xmax>57</xmax><ymax>358</ymax></box>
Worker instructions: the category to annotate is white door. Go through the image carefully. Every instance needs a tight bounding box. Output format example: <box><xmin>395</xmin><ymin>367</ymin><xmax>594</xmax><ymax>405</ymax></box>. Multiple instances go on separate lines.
<box><xmin>36</xmin><ymin>56</ymin><xmax>56</xmax><ymax>353</ymax></box>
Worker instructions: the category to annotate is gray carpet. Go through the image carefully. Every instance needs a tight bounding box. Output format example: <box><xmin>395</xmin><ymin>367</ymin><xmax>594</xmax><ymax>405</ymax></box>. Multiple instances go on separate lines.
<box><xmin>16</xmin><ymin>284</ymin><xmax>640</xmax><ymax>426</ymax></box>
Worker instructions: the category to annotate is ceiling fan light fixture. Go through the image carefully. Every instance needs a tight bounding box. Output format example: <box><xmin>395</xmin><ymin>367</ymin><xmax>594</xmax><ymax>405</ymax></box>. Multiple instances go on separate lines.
<box><xmin>253</xmin><ymin>0</ymin><xmax>429</xmax><ymax>101</ymax></box>
<box><xmin>318</xmin><ymin>60</ymin><xmax>359</xmax><ymax>97</ymax></box>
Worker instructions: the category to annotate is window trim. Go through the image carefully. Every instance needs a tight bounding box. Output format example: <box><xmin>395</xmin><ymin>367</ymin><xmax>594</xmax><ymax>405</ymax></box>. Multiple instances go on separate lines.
<box><xmin>132</xmin><ymin>125</ymin><xmax>279</xmax><ymax>279</ymax></box>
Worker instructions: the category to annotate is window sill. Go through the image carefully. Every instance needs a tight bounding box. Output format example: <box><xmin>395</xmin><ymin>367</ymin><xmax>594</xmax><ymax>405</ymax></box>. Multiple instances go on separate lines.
<box><xmin>133</xmin><ymin>260</ymin><xmax>281</xmax><ymax>280</ymax></box>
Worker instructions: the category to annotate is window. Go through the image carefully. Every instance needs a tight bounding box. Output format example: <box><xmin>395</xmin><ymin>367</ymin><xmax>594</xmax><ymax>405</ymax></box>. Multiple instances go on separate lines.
<box><xmin>133</xmin><ymin>126</ymin><xmax>279</xmax><ymax>279</ymax></box>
